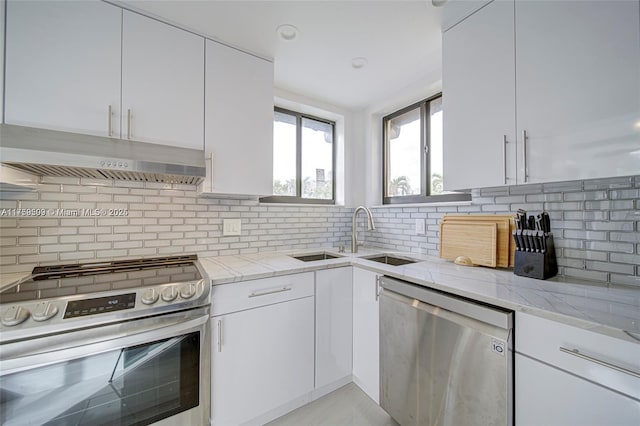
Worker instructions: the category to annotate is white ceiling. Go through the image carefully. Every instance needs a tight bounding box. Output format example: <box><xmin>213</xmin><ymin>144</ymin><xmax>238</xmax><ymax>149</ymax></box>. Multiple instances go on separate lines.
<box><xmin>121</xmin><ymin>1</ymin><xmax>443</xmax><ymax>110</ymax></box>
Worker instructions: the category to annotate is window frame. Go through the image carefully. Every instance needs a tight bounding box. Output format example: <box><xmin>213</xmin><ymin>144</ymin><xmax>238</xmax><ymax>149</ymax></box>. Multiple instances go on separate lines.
<box><xmin>260</xmin><ymin>107</ymin><xmax>336</xmax><ymax>205</ymax></box>
<box><xmin>382</xmin><ymin>93</ymin><xmax>470</xmax><ymax>205</ymax></box>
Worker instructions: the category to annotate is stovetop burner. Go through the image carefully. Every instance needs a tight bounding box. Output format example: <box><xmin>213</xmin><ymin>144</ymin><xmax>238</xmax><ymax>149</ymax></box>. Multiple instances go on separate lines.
<box><xmin>1</xmin><ymin>255</ymin><xmax>203</xmax><ymax>304</ymax></box>
<box><xmin>0</xmin><ymin>255</ymin><xmax>209</xmax><ymax>343</ymax></box>
<box><xmin>31</xmin><ymin>255</ymin><xmax>198</xmax><ymax>280</ymax></box>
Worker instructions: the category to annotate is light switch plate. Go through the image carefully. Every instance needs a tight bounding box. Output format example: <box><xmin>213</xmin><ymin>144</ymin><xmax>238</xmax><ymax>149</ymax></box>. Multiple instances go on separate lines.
<box><xmin>223</xmin><ymin>218</ymin><xmax>241</xmax><ymax>236</ymax></box>
<box><xmin>415</xmin><ymin>219</ymin><xmax>426</xmax><ymax>236</ymax></box>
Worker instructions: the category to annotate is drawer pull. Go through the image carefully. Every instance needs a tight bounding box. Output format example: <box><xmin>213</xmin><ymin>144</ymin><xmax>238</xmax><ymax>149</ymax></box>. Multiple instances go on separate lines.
<box><xmin>559</xmin><ymin>347</ymin><xmax>640</xmax><ymax>379</ymax></box>
<box><xmin>248</xmin><ymin>287</ymin><xmax>291</xmax><ymax>298</ymax></box>
<box><xmin>217</xmin><ymin>319</ymin><xmax>222</xmax><ymax>352</ymax></box>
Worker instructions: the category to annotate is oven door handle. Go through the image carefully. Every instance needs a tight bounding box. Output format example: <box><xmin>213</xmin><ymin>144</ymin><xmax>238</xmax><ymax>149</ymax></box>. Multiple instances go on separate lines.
<box><xmin>0</xmin><ymin>310</ymin><xmax>209</xmax><ymax>375</ymax></box>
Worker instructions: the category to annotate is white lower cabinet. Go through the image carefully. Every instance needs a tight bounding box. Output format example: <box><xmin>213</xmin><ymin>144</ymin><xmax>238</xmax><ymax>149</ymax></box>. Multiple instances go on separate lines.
<box><xmin>515</xmin><ymin>312</ymin><xmax>640</xmax><ymax>426</ymax></box>
<box><xmin>516</xmin><ymin>354</ymin><xmax>640</xmax><ymax>426</ymax></box>
<box><xmin>315</xmin><ymin>267</ymin><xmax>353</xmax><ymax>390</ymax></box>
<box><xmin>210</xmin><ymin>274</ymin><xmax>315</xmax><ymax>426</ymax></box>
<box><xmin>352</xmin><ymin>267</ymin><xmax>380</xmax><ymax>403</ymax></box>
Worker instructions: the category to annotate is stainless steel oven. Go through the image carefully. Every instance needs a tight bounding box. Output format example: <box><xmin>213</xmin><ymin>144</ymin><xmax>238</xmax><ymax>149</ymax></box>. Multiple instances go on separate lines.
<box><xmin>0</xmin><ymin>255</ymin><xmax>210</xmax><ymax>426</ymax></box>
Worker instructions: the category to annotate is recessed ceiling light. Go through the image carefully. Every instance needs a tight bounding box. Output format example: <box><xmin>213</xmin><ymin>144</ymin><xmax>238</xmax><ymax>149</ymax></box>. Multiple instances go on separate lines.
<box><xmin>276</xmin><ymin>24</ymin><xmax>298</xmax><ymax>41</ymax></box>
<box><xmin>351</xmin><ymin>57</ymin><xmax>368</xmax><ymax>69</ymax></box>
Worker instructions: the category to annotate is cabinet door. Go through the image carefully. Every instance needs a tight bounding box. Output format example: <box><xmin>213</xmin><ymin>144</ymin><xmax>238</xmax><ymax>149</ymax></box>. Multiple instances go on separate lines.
<box><xmin>211</xmin><ymin>296</ymin><xmax>314</xmax><ymax>426</ymax></box>
<box><xmin>352</xmin><ymin>268</ymin><xmax>380</xmax><ymax>403</ymax></box>
<box><xmin>5</xmin><ymin>0</ymin><xmax>121</xmax><ymax>136</ymax></box>
<box><xmin>442</xmin><ymin>0</ymin><xmax>517</xmax><ymax>191</ymax></box>
<box><xmin>315</xmin><ymin>268</ymin><xmax>353</xmax><ymax>389</ymax></box>
<box><xmin>204</xmin><ymin>40</ymin><xmax>274</xmax><ymax>195</ymax></box>
<box><xmin>516</xmin><ymin>354</ymin><xmax>640</xmax><ymax>426</ymax></box>
<box><xmin>122</xmin><ymin>11</ymin><xmax>204</xmax><ymax>149</ymax></box>
<box><xmin>1</xmin><ymin>0</ymin><xmax>5</xmax><ymax>122</ymax></box>
<box><xmin>516</xmin><ymin>0</ymin><xmax>640</xmax><ymax>183</ymax></box>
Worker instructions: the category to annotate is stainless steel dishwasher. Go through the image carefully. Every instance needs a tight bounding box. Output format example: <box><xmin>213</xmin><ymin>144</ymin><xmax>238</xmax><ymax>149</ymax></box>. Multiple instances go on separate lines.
<box><xmin>379</xmin><ymin>276</ymin><xmax>513</xmax><ymax>426</ymax></box>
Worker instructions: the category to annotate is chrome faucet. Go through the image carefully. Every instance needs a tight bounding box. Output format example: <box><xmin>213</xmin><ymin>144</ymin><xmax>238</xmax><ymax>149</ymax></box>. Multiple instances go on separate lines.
<box><xmin>351</xmin><ymin>206</ymin><xmax>376</xmax><ymax>253</ymax></box>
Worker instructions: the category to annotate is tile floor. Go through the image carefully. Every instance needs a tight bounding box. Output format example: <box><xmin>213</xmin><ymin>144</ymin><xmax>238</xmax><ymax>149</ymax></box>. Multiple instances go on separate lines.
<box><xmin>266</xmin><ymin>383</ymin><xmax>398</xmax><ymax>426</ymax></box>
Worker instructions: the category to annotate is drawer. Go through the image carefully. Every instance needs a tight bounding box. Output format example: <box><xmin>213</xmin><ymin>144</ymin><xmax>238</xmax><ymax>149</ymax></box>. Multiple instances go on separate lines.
<box><xmin>211</xmin><ymin>272</ymin><xmax>314</xmax><ymax>316</ymax></box>
<box><xmin>516</xmin><ymin>311</ymin><xmax>640</xmax><ymax>400</ymax></box>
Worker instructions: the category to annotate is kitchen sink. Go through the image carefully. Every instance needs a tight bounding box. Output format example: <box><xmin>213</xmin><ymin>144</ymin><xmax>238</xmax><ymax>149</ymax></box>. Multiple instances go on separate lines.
<box><xmin>290</xmin><ymin>252</ymin><xmax>343</xmax><ymax>262</ymax></box>
<box><xmin>362</xmin><ymin>255</ymin><xmax>418</xmax><ymax>266</ymax></box>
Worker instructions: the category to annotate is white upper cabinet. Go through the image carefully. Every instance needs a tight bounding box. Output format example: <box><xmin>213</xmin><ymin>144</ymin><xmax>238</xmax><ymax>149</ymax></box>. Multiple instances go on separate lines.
<box><xmin>443</xmin><ymin>0</ymin><xmax>516</xmax><ymax>190</ymax></box>
<box><xmin>1</xmin><ymin>0</ymin><xmax>6</xmax><ymax>122</ymax></box>
<box><xmin>4</xmin><ymin>0</ymin><xmax>121</xmax><ymax>137</ymax></box>
<box><xmin>443</xmin><ymin>0</ymin><xmax>640</xmax><ymax>190</ymax></box>
<box><xmin>441</xmin><ymin>0</ymin><xmax>493</xmax><ymax>32</ymax></box>
<box><xmin>122</xmin><ymin>11</ymin><xmax>204</xmax><ymax>149</ymax></box>
<box><xmin>202</xmin><ymin>40</ymin><xmax>274</xmax><ymax>196</ymax></box>
<box><xmin>515</xmin><ymin>0</ymin><xmax>640</xmax><ymax>184</ymax></box>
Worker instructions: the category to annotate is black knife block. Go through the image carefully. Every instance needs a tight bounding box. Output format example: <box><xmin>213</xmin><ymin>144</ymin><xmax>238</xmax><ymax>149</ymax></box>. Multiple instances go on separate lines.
<box><xmin>514</xmin><ymin>233</ymin><xmax>558</xmax><ymax>280</ymax></box>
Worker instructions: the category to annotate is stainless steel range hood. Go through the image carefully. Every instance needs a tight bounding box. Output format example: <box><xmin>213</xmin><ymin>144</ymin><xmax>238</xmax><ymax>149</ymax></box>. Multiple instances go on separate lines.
<box><xmin>0</xmin><ymin>124</ymin><xmax>206</xmax><ymax>185</ymax></box>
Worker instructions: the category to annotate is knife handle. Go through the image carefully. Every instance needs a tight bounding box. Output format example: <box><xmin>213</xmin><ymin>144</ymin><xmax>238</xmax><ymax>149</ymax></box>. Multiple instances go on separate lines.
<box><xmin>521</xmin><ymin>230</ymin><xmax>530</xmax><ymax>252</ymax></box>
<box><xmin>531</xmin><ymin>232</ymin><xmax>540</xmax><ymax>253</ymax></box>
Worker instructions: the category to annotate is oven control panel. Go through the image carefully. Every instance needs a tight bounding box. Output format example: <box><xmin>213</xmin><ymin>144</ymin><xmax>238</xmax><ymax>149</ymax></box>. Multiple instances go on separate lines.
<box><xmin>64</xmin><ymin>293</ymin><xmax>136</xmax><ymax>319</ymax></box>
<box><xmin>0</xmin><ymin>280</ymin><xmax>209</xmax><ymax>343</ymax></box>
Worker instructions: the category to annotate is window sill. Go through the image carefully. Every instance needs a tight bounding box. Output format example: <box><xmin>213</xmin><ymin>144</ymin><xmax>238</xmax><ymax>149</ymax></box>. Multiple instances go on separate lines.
<box><xmin>259</xmin><ymin>196</ymin><xmax>337</xmax><ymax>206</ymax></box>
<box><xmin>370</xmin><ymin>200</ymin><xmax>473</xmax><ymax>208</ymax></box>
<box><xmin>259</xmin><ymin>203</ymin><xmax>344</xmax><ymax>208</ymax></box>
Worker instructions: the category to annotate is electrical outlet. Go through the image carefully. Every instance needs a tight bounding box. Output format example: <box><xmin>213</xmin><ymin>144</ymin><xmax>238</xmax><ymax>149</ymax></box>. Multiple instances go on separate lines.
<box><xmin>223</xmin><ymin>218</ymin><xmax>241</xmax><ymax>236</ymax></box>
<box><xmin>415</xmin><ymin>219</ymin><xmax>426</xmax><ymax>236</ymax></box>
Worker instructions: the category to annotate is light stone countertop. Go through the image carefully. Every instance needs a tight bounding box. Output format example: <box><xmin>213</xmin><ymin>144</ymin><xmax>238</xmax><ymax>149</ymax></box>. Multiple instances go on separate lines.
<box><xmin>1</xmin><ymin>249</ymin><xmax>637</xmax><ymax>344</ymax></box>
<box><xmin>0</xmin><ymin>271</ymin><xmax>31</xmax><ymax>292</ymax></box>
<box><xmin>200</xmin><ymin>247</ymin><xmax>640</xmax><ymax>344</ymax></box>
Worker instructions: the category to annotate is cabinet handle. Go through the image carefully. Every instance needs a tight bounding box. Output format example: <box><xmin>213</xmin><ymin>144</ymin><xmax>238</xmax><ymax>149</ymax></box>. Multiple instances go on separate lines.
<box><xmin>375</xmin><ymin>276</ymin><xmax>380</xmax><ymax>302</ymax></box>
<box><xmin>559</xmin><ymin>347</ymin><xmax>640</xmax><ymax>379</ymax></box>
<box><xmin>127</xmin><ymin>109</ymin><xmax>132</xmax><ymax>140</ymax></box>
<box><xmin>217</xmin><ymin>319</ymin><xmax>222</xmax><ymax>352</ymax></box>
<box><xmin>522</xmin><ymin>130</ymin><xmax>528</xmax><ymax>183</ymax></box>
<box><xmin>248</xmin><ymin>287</ymin><xmax>291</xmax><ymax>298</ymax></box>
<box><xmin>209</xmin><ymin>154</ymin><xmax>214</xmax><ymax>191</ymax></box>
<box><xmin>503</xmin><ymin>135</ymin><xmax>508</xmax><ymax>185</ymax></box>
<box><xmin>108</xmin><ymin>105</ymin><xmax>113</xmax><ymax>137</ymax></box>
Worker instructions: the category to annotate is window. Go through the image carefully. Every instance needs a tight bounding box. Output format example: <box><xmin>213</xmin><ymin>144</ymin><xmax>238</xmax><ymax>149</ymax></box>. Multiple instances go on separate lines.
<box><xmin>383</xmin><ymin>93</ymin><xmax>470</xmax><ymax>204</ymax></box>
<box><xmin>261</xmin><ymin>107</ymin><xmax>335</xmax><ymax>204</ymax></box>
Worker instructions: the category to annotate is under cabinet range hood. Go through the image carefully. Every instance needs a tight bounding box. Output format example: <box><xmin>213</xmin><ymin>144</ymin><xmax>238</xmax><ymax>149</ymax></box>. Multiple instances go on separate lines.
<box><xmin>0</xmin><ymin>124</ymin><xmax>206</xmax><ymax>185</ymax></box>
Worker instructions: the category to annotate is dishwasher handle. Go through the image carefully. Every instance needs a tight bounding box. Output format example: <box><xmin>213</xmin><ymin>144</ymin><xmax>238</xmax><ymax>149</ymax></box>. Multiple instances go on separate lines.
<box><xmin>379</xmin><ymin>276</ymin><xmax>512</xmax><ymax>331</ymax></box>
<box><xmin>380</xmin><ymin>287</ymin><xmax>511</xmax><ymax>343</ymax></box>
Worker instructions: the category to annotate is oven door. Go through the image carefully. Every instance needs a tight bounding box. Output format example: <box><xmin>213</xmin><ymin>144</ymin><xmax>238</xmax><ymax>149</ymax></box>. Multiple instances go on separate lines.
<box><xmin>0</xmin><ymin>307</ymin><xmax>210</xmax><ymax>426</ymax></box>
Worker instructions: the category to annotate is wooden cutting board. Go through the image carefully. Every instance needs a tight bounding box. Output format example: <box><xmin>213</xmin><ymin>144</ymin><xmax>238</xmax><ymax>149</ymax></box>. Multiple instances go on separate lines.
<box><xmin>442</xmin><ymin>214</ymin><xmax>514</xmax><ymax>267</ymax></box>
<box><xmin>439</xmin><ymin>221</ymin><xmax>498</xmax><ymax>267</ymax></box>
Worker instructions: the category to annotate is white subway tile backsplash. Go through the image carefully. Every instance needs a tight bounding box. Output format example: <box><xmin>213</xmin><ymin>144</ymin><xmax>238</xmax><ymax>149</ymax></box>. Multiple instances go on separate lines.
<box><xmin>78</xmin><ymin>226</ymin><xmax>111</xmax><ymax>235</ymax></box>
<box><xmin>1</xmin><ymin>175</ymin><xmax>638</xmax><ymax>287</ymax></box>
<box><xmin>59</xmin><ymin>251</ymin><xmax>97</xmax><ymax>261</ymax></box>
<box><xmin>40</xmin><ymin>192</ymin><xmax>77</xmax><ymax>201</ymax></box>
<box><xmin>40</xmin><ymin>227</ymin><xmax>76</xmax><ymax>236</ymax></box>
<box><xmin>41</xmin><ymin>176</ymin><xmax>80</xmax><ymax>184</ymax></box>
<box><xmin>59</xmin><ymin>235</ymin><xmax>95</xmax><ymax>244</ymax></box>
<box><xmin>40</xmin><ymin>244</ymin><xmax>77</xmax><ymax>253</ymax></box>
<box><xmin>586</xmin><ymin>221</ymin><xmax>634</xmax><ymax>231</ymax></box>
<box><xmin>79</xmin><ymin>242</ymin><xmax>112</xmax><ymax>251</ymax></box>
<box><xmin>0</xmin><ymin>246</ymin><xmax>38</xmax><ymax>255</ymax></box>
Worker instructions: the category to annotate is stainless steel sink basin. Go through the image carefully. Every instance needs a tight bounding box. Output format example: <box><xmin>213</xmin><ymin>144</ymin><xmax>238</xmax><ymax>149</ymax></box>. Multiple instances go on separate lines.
<box><xmin>363</xmin><ymin>255</ymin><xmax>418</xmax><ymax>266</ymax></box>
<box><xmin>290</xmin><ymin>252</ymin><xmax>342</xmax><ymax>262</ymax></box>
